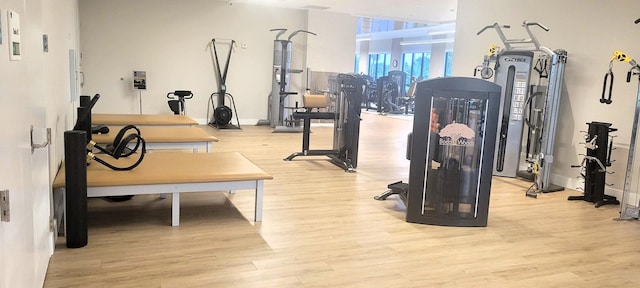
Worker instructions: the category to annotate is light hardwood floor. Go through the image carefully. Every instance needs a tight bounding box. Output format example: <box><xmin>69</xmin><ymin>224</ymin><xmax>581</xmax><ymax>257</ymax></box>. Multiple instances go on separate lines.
<box><xmin>44</xmin><ymin>112</ymin><xmax>640</xmax><ymax>287</ymax></box>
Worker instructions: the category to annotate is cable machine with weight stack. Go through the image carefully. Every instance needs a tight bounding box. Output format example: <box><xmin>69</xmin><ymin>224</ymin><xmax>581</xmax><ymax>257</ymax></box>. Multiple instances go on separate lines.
<box><xmin>475</xmin><ymin>21</ymin><xmax>568</xmax><ymax>197</ymax></box>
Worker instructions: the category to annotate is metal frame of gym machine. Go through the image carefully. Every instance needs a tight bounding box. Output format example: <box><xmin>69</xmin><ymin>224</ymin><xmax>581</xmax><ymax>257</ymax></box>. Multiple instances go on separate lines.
<box><xmin>208</xmin><ymin>38</ymin><xmax>241</xmax><ymax>130</ymax></box>
<box><xmin>257</xmin><ymin>28</ymin><xmax>316</xmax><ymax>133</ymax></box>
<box><xmin>284</xmin><ymin>73</ymin><xmax>365</xmax><ymax>172</ymax></box>
<box><xmin>476</xmin><ymin>21</ymin><xmax>568</xmax><ymax>196</ymax></box>
<box><xmin>606</xmin><ymin>19</ymin><xmax>640</xmax><ymax>220</ymax></box>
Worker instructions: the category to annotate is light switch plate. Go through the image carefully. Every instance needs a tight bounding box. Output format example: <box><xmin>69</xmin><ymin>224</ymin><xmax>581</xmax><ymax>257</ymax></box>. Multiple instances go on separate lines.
<box><xmin>1</xmin><ymin>189</ymin><xmax>9</xmax><ymax>222</ymax></box>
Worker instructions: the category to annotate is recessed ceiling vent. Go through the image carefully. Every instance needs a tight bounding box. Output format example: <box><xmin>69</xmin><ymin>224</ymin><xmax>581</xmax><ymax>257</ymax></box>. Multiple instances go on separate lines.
<box><xmin>302</xmin><ymin>5</ymin><xmax>330</xmax><ymax>10</ymax></box>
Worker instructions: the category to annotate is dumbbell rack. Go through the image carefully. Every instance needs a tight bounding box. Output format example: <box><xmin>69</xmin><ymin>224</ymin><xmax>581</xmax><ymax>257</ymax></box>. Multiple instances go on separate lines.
<box><xmin>569</xmin><ymin>121</ymin><xmax>619</xmax><ymax>207</ymax></box>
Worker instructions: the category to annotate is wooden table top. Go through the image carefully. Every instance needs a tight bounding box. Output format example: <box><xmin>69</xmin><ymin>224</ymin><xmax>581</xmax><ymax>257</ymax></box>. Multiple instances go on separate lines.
<box><xmin>91</xmin><ymin>126</ymin><xmax>218</xmax><ymax>144</ymax></box>
<box><xmin>92</xmin><ymin>114</ymin><xmax>198</xmax><ymax>126</ymax></box>
<box><xmin>53</xmin><ymin>152</ymin><xmax>273</xmax><ymax>189</ymax></box>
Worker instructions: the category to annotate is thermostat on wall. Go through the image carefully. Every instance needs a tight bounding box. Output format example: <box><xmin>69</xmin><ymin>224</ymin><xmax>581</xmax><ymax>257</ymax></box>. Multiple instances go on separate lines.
<box><xmin>8</xmin><ymin>10</ymin><xmax>21</xmax><ymax>61</ymax></box>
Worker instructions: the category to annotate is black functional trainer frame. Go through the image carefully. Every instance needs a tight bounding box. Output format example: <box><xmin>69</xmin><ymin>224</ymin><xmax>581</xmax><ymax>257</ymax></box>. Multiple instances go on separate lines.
<box><xmin>406</xmin><ymin>77</ymin><xmax>501</xmax><ymax>227</ymax></box>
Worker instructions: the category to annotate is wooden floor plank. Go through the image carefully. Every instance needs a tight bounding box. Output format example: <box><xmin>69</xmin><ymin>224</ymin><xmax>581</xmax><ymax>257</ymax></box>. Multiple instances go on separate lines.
<box><xmin>44</xmin><ymin>112</ymin><xmax>640</xmax><ymax>287</ymax></box>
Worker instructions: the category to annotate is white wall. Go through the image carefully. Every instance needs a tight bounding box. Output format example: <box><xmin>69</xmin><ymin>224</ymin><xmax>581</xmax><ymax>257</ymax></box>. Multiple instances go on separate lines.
<box><xmin>306</xmin><ymin>10</ymin><xmax>357</xmax><ymax>73</ymax></box>
<box><xmin>453</xmin><ymin>0</ymin><xmax>640</xmax><ymax>197</ymax></box>
<box><xmin>78</xmin><ymin>0</ymin><xmax>307</xmax><ymax>123</ymax></box>
<box><xmin>78</xmin><ymin>0</ymin><xmax>357</xmax><ymax>124</ymax></box>
<box><xmin>42</xmin><ymin>0</ymin><xmax>80</xmax><ymax>186</ymax></box>
<box><xmin>0</xmin><ymin>0</ymin><xmax>80</xmax><ymax>287</ymax></box>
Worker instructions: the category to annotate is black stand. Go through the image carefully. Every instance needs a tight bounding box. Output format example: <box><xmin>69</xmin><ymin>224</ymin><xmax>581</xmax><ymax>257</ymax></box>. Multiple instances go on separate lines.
<box><xmin>568</xmin><ymin>122</ymin><xmax>619</xmax><ymax>207</ymax></box>
<box><xmin>284</xmin><ymin>74</ymin><xmax>364</xmax><ymax>172</ymax></box>
<box><xmin>283</xmin><ymin>111</ymin><xmax>358</xmax><ymax>172</ymax></box>
<box><xmin>64</xmin><ymin>131</ymin><xmax>88</xmax><ymax>248</ymax></box>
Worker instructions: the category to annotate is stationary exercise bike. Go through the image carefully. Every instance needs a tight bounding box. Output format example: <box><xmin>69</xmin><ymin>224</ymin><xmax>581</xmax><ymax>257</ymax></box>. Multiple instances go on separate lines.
<box><xmin>167</xmin><ymin>90</ymin><xmax>193</xmax><ymax>115</ymax></box>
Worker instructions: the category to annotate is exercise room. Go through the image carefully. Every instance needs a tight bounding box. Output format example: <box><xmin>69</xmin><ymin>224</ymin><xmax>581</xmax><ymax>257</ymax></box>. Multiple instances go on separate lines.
<box><xmin>3</xmin><ymin>0</ymin><xmax>640</xmax><ymax>287</ymax></box>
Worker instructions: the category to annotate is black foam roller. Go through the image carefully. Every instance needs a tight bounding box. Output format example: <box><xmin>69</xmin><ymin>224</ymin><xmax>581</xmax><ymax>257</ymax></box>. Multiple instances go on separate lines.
<box><xmin>64</xmin><ymin>130</ymin><xmax>88</xmax><ymax>248</ymax></box>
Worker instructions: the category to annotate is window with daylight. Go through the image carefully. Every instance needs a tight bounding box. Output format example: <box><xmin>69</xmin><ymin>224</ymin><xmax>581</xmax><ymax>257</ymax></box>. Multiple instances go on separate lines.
<box><xmin>402</xmin><ymin>52</ymin><xmax>431</xmax><ymax>90</ymax></box>
<box><xmin>368</xmin><ymin>53</ymin><xmax>391</xmax><ymax>80</ymax></box>
<box><xmin>444</xmin><ymin>51</ymin><xmax>454</xmax><ymax>77</ymax></box>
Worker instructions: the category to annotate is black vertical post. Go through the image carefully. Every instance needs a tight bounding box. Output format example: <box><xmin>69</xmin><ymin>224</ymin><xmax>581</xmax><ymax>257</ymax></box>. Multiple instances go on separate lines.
<box><xmin>77</xmin><ymin>107</ymin><xmax>91</xmax><ymax>142</ymax></box>
<box><xmin>79</xmin><ymin>95</ymin><xmax>92</xmax><ymax>139</ymax></box>
<box><xmin>64</xmin><ymin>130</ymin><xmax>88</xmax><ymax>248</ymax></box>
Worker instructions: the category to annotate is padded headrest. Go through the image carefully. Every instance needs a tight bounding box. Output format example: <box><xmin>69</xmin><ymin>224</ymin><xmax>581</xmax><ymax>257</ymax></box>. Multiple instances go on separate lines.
<box><xmin>303</xmin><ymin>94</ymin><xmax>328</xmax><ymax>109</ymax></box>
<box><xmin>407</xmin><ymin>82</ymin><xmax>417</xmax><ymax>97</ymax></box>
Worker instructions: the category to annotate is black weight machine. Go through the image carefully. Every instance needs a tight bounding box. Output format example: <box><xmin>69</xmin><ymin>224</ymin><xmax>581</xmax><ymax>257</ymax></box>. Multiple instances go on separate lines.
<box><xmin>208</xmin><ymin>38</ymin><xmax>241</xmax><ymax>130</ymax></box>
<box><xmin>284</xmin><ymin>73</ymin><xmax>365</xmax><ymax>172</ymax></box>
<box><xmin>361</xmin><ymin>74</ymin><xmax>378</xmax><ymax>111</ymax></box>
<box><xmin>374</xmin><ymin>77</ymin><xmax>501</xmax><ymax>227</ymax></box>
<box><xmin>569</xmin><ymin>121</ymin><xmax>619</xmax><ymax>207</ymax></box>
<box><xmin>167</xmin><ymin>90</ymin><xmax>193</xmax><ymax>115</ymax></box>
<box><xmin>376</xmin><ymin>70</ymin><xmax>408</xmax><ymax>114</ymax></box>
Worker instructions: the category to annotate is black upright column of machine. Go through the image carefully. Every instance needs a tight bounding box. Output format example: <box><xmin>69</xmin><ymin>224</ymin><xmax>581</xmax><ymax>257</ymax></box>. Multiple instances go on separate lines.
<box><xmin>64</xmin><ymin>130</ymin><xmax>88</xmax><ymax>248</ymax></box>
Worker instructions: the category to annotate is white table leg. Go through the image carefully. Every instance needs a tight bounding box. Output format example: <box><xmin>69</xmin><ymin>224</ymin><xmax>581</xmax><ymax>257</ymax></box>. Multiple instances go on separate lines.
<box><xmin>255</xmin><ymin>180</ymin><xmax>263</xmax><ymax>221</ymax></box>
<box><xmin>172</xmin><ymin>192</ymin><xmax>180</xmax><ymax>226</ymax></box>
<box><xmin>206</xmin><ymin>142</ymin><xmax>212</xmax><ymax>153</ymax></box>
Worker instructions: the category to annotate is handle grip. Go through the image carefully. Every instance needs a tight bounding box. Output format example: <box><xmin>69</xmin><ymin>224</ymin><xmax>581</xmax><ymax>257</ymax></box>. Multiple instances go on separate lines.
<box><xmin>606</xmin><ymin>139</ymin><xmax>614</xmax><ymax>166</ymax></box>
<box><xmin>523</xmin><ymin>21</ymin><xmax>549</xmax><ymax>31</ymax></box>
<box><xmin>601</xmin><ymin>72</ymin><xmax>613</xmax><ymax>104</ymax></box>
<box><xmin>476</xmin><ymin>23</ymin><xmax>510</xmax><ymax>35</ymax></box>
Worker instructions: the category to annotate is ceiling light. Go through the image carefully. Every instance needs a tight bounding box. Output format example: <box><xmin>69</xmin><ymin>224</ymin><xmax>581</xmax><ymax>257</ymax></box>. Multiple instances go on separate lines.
<box><xmin>400</xmin><ymin>38</ymin><xmax>454</xmax><ymax>46</ymax></box>
<box><xmin>428</xmin><ymin>30</ymin><xmax>455</xmax><ymax>36</ymax></box>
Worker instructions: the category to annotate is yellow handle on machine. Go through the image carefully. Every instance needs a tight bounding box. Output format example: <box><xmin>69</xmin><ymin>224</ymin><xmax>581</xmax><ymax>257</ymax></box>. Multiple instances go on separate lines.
<box><xmin>613</xmin><ymin>50</ymin><xmax>633</xmax><ymax>63</ymax></box>
<box><xmin>488</xmin><ymin>44</ymin><xmax>499</xmax><ymax>56</ymax></box>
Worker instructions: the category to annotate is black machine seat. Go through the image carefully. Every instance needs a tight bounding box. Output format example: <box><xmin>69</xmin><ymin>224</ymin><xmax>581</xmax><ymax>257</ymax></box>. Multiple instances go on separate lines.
<box><xmin>167</xmin><ymin>90</ymin><xmax>193</xmax><ymax>115</ymax></box>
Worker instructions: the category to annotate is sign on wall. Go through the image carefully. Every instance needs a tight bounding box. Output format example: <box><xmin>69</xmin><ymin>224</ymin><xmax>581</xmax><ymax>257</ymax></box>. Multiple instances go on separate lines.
<box><xmin>133</xmin><ymin>70</ymin><xmax>146</xmax><ymax>90</ymax></box>
<box><xmin>8</xmin><ymin>10</ymin><xmax>21</xmax><ymax>61</ymax></box>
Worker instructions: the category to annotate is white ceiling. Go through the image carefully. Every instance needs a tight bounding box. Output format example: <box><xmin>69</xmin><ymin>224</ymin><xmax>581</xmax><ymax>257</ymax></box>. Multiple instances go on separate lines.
<box><xmin>224</xmin><ymin>0</ymin><xmax>458</xmax><ymax>24</ymax></box>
